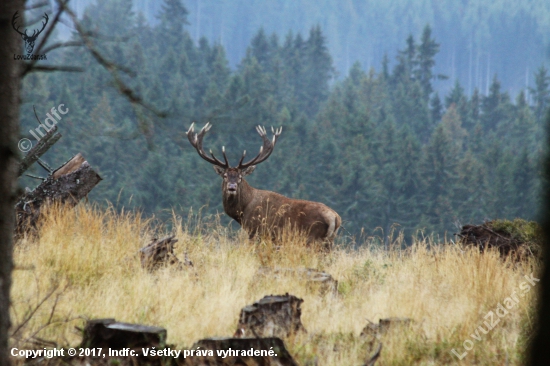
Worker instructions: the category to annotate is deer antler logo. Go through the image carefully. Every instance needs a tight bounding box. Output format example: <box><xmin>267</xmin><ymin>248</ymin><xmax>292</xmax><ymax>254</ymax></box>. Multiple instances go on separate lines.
<box><xmin>12</xmin><ymin>11</ymin><xmax>49</xmax><ymax>54</ymax></box>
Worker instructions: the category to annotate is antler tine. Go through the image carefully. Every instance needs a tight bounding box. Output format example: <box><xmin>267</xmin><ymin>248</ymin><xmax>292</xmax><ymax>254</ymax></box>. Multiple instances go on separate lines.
<box><xmin>221</xmin><ymin>146</ymin><xmax>230</xmax><ymax>166</ymax></box>
<box><xmin>186</xmin><ymin>122</ymin><xmax>195</xmax><ymax>135</ymax></box>
<box><xmin>237</xmin><ymin>150</ymin><xmax>247</xmax><ymax>166</ymax></box>
<box><xmin>237</xmin><ymin>125</ymin><xmax>282</xmax><ymax>169</ymax></box>
<box><xmin>186</xmin><ymin>123</ymin><xmax>228</xmax><ymax>168</ymax></box>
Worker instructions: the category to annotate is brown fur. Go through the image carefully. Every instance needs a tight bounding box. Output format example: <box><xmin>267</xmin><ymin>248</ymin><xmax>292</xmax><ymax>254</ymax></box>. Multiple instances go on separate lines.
<box><xmin>220</xmin><ymin>169</ymin><xmax>341</xmax><ymax>248</ymax></box>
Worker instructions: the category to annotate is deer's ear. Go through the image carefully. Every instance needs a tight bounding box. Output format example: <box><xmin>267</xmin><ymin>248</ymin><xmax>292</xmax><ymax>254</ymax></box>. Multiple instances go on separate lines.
<box><xmin>241</xmin><ymin>166</ymin><xmax>256</xmax><ymax>176</ymax></box>
<box><xmin>213</xmin><ymin>165</ymin><xmax>225</xmax><ymax>176</ymax></box>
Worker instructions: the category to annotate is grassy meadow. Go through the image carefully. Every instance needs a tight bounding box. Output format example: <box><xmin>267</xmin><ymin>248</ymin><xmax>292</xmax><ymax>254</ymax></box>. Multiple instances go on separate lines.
<box><xmin>10</xmin><ymin>204</ymin><xmax>539</xmax><ymax>365</ymax></box>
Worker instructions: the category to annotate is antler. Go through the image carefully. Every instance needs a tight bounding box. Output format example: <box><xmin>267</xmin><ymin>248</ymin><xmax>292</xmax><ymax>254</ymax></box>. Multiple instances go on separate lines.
<box><xmin>237</xmin><ymin>125</ymin><xmax>283</xmax><ymax>169</ymax></box>
<box><xmin>187</xmin><ymin>123</ymin><xmax>282</xmax><ymax>169</ymax></box>
<box><xmin>12</xmin><ymin>11</ymin><xmax>25</xmax><ymax>36</ymax></box>
<box><xmin>186</xmin><ymin>122</ymin><xmax>229</xmax><ymax>168</ymax></box>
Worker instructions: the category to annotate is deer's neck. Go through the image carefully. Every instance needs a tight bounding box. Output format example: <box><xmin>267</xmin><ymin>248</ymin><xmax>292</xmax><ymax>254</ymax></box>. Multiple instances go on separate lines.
<box><xmin>223</xmin><ymin>179</ymin><xmax>255</xmax><ymax>223</ymax></box>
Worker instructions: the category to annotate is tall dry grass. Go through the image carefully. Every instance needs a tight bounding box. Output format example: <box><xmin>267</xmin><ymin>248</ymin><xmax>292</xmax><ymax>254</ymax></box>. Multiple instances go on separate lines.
<box><xmin>10</xmin><ymin>203</ymin><xmax>539</xmax><ymax>365</ymax></box>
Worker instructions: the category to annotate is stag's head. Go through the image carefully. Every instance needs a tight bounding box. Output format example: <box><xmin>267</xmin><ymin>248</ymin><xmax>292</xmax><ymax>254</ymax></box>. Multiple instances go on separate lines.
<box><xmin>187</xmin><ymin>123</ymin><xmax>282</xmax><ymax>196</ymax></box>
<box><xmin>12</xmin><ymin>11</ymin><xmax>49</xmax><ymax>54</ymax></box>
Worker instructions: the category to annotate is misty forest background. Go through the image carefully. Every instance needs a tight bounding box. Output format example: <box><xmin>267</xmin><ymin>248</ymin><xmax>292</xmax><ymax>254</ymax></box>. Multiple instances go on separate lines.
<box><xmin>19</xmin><ymin>0</ymin><xmax>550</xmax><ymax>240</ymax></box>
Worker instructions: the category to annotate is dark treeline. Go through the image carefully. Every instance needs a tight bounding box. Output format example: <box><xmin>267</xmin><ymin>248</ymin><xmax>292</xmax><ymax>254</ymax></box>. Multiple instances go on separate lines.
<box><xmin>20</xmin><ymin>0</ymin><xmax>548</xmax><ymax>241</ymax></box>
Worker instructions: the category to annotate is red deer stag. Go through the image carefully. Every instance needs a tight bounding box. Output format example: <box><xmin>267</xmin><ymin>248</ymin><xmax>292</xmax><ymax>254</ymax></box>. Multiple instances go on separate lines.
<box><xmin>187</xmin><ymin>123</ymin><xmax>341</xmax><ymax>248</ymax></box>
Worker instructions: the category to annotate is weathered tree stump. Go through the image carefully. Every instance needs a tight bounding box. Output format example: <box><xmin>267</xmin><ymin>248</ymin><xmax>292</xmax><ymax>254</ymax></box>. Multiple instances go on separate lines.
<box><xmin>457</xmin><ymin>219</ymin><xmax>542</xmax><ymax>260</ymax></box>
<box><xmin>140</xmin><ymin>235</ymin><xmax>192</xmax><ymax>271</ymax></box>
<box><xmin>183</xmin><ymin>337</ymin><xmax>298</xmax><ymax>366</ymax></box>
<box><xmin>234</xmin><ymin>293</ymin><xmax>306</xmax><ymax>338</ymax></box>
<box><xmin>15</xmin><ymin>153</ymin><xmax>102</xmax><ymax>234</ymax></box>
<box><xmin>80</xmin><ymin>318</ymin><xmax>166</xmax><ymax>349</ymax></box>
<box><xmin>257</xmin><ymin>267</ymin><xmax>338</xmax><ymax>295</ymax></box>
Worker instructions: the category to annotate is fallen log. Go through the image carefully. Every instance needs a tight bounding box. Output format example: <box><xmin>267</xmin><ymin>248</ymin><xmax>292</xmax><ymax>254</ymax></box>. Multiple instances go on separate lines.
<box><xmin>234</xmin><ymin>293</ymin><xmax>306</xmax><ymax>338</ymax></box>
<box><xmin>15</xmin><ymin>153</ymin><xmax>102</xmax><ymax>234</ymax></box>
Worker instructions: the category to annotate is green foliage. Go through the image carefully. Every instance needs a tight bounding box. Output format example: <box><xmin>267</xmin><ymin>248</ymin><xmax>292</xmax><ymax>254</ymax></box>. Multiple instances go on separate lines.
<box><xmin>489</xmin><ymin>219</ymin><xmax>543</xmax><ymax>247</ymax></box>
<box><xmin>20</xmin><ymin>0</ymin><xmax>546</xmax><ymax>242</ymax></box>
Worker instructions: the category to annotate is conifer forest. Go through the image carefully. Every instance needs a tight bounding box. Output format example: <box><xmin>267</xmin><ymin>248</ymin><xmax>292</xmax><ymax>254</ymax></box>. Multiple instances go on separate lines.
<box><xmin>20</xmin><ymin>0</ymin><xmax>550</xmax><ymax>241</ymax></box>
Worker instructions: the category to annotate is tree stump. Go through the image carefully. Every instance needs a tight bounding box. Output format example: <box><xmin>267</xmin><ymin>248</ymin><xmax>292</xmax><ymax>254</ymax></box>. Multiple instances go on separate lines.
<box><xmin>183</xmin><ymin>337</ymin><xmax>298</xmax><ymax>366</ymax></box>
<box><xmin>234</xmin><ymin>293</ymin><xmax>306</xmax><ymax>338</ymax></box>
<box><xmin>256</xmin><ymin>267</ymin><xmax>338</xmax><ymax>295</ymax></box>
<box><xmin>457</xmin><ymin>219</ymin><xmax>542</xmax><ymax>260</ymax></box>
<box><xmin>80</xmin><ymin>318</ymin><xmax>166</xmax><ymax>349</ymax></box>
<box><xmin>140</xmin><ymin>235</ymin><xmax>192</xmax><ymax>271</ymax></box>
<box><xmin>15</xmin><ymin>153</ymin><xmax>102</xmax><ymax>234</ymax></box>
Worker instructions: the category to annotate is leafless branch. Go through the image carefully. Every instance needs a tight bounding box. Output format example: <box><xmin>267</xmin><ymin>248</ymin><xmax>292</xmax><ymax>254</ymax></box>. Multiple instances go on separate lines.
<box><xmin>10</xmin><ymin>282</ymin><xmax>60</xmax><ymax>338</ymax></box>
<box><xmin>28</xmin><ymin>65</ymin><xmax>84</xmax><ymax>73</ymax></box>
<box><xmin>58</xmin><ymin>0</ymin><xmax>166</xmax><ymax>119</ymax></box>
<box><xmin>41</xmin><ymin>40</ymin><xmax>84</xmax><ymax>54</ymax></box>
<box><xmin>20</xmin><ymin>0</ymin><xmax>69</xmax><ymax>76</ymax></box>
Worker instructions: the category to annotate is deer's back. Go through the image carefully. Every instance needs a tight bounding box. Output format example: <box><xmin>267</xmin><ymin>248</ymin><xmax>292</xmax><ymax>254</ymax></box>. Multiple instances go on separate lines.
<box><xmin>241</xmin><ymin>188</ymin><xmax>340</xmax><ymax>241</ymax></box>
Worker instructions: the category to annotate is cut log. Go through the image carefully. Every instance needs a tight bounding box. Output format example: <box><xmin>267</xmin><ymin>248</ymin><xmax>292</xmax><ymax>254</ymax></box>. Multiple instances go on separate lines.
<box><xmin>234</xmin><ymin>293</ymin><xmax>306</xmax><ymax>338</ymax></box>
<box><xmin>257</xmin><ymin>267</ymin><xmax>338</xmax><ymax>295</ymax></box>
<box><xmin>183</xmin><ymin>337</ymin><xmax>298</xmax><ymax>366</ymax></box>
<box><xmin>140</xmin><ymin>235</ymin><xmax>192</xmax><ymax>271</ymax></box>
<box><xmin>52</xmin><ymin>152</ymin><xmax>85</xmax><ymax>179</ymax></box>
<box><xmin>15</xmin><ymin>153</ymin><xmax>102</xmax><ymax>234</ymax></box>
<box><xmin>80</xmin><ymin>318</ymin><xmax>166</xmax><ymax>349</ymax></box>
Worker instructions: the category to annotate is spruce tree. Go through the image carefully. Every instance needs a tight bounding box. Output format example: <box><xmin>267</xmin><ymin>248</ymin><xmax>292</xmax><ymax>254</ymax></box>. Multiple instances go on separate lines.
<box><xmin>530</xmin><ymin>65</ymin><xmax>550</xmax><ymax>125</ymax></box>
<box><xmin>416</xmin><ymin>24</ymin><xmax>440</xmax><ymax>100</ymax></box>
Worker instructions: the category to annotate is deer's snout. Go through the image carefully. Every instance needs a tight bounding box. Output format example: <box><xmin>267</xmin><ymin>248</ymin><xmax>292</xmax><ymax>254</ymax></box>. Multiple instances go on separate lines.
<box><xmin>227</xmin><ymin>182</ymin><xmax>238</xmax><ymax>194</ymax></box>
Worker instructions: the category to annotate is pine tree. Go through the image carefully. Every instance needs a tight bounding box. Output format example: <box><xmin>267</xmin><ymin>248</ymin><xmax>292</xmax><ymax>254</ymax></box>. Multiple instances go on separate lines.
<box><xmin>157</xmin><ymin>0</ymin><xmax>189</xmax><ymax>38</ymax></box>
<box><xmin>392</xmin><ymin>34</ymin><xmax>416</xmax><ymax>85</ymax></box>
<box><xmin>248</xmin><ymin>28</ymin><xmax>272</xmax><ymax>70</ymax></box>
<box><xmin>416</xmin><ymin>24</ymin><xmax>440</xmax><ymax>100</ymax></box>
<box><xmin>530</xmin><ymin>65</ymin><xmax>550</xmax><ymax>125</ymax></box>
<box><xmin>445</xmin><ymin>80</ymin><xmax>468</xmax><ymax>122</ymax></box>
<box><xmin>481</xmin><ymin>75</ymin><xmax>512</xmax><ymax>132</ymax></box>
<box><xmin>511</xmin><ymin>148</ymin><xmax>538</xmax><ymax>219</ymax></box>
<box><xmin>421</xmin><ymin>124</ymin><xmax>459</xmax><ymax>234</ymax></box>
<box><xmin>430</xmin><ymin>92</ymin><xmax>443</xmax><ymax>123</ymax></box>
<box><xmin>302</xmin><ymin>25</ymin><xmax>334</xmax><ymax>117</ymax></box>
<box><xmin>467</xmin><ymin>88</ymin><xmax>481</xmax><ymax>130</ymax></box>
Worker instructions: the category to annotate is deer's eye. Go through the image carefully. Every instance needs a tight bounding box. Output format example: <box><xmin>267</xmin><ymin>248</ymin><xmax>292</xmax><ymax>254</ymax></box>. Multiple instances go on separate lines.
<box><xmin>223</xmin><ymin>173</ymin><xmax>227</xmax><ymax>179</ymax></box>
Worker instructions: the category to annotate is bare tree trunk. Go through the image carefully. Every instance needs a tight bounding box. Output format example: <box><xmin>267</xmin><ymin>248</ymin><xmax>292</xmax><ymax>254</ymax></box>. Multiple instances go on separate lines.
<box><xmin>0</xmin><ymin>1</ymin><xmax>24</xmax><ymax>364</ymax></box>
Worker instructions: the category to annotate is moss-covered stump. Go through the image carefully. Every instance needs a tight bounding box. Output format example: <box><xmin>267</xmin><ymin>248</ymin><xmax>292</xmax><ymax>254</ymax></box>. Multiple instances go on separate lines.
<box><xmin>457</xmin><ymin>218</ymin><xmax>542</xmax><ymax>259</ymax></box>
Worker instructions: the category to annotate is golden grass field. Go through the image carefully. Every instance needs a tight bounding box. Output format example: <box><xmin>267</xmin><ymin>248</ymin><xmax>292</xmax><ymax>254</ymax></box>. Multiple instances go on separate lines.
<box><xmin>9</xmin><ymin>204</ymin><xmax>540</xmax><ymax>365</ymax></box>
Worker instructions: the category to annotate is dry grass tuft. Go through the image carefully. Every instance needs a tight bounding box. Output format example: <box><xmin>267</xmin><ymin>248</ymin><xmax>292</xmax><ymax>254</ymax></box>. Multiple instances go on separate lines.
<box><xmin>10</xmin><ymin>203</ymin><xmax>539</xmax><ymax>365</ymax></box>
